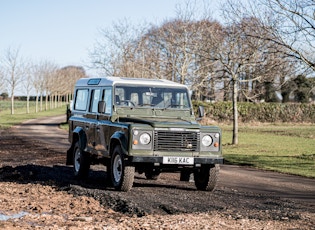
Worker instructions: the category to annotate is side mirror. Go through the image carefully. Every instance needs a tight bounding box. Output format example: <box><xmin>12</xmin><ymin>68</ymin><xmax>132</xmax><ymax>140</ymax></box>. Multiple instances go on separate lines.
<box><xmin>98</xmin><ymin>100</ymin><xmax>106</xmax><ymax>113</ymax></box>
<box><xmin>198</xmin><ymin>105</ymin><xmax>205</xmax><ymax>118</ymax></box>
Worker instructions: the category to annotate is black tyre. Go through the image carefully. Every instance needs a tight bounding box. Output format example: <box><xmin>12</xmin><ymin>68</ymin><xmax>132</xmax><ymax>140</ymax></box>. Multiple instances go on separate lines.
<box><xmin>145</xmin><ymin>168</ymin><xmax>160</xmax><ymax>180</ymax></box>
<box><xmin>194</xmin><ymin>164</ymin><xmax>219</xmax><ymax>191</ymax></box>
<box><xmin>105</xmin><ymin>161</ymin><xmax>112</xmax><ymax>185</ymax></box>
<box><xmin>73</xmin><ymin>141</ymin><xmax>90</xmax><ymax>178</ymax></box>
<box><xmin>180</xmin><ymin>170</ymin><xmax>191</xmax><ymax>182</ymax></box>
<box><xmin>110</xmin><ymin>145</ymin><xmax>135</xmax><ymax>191</ymax></box>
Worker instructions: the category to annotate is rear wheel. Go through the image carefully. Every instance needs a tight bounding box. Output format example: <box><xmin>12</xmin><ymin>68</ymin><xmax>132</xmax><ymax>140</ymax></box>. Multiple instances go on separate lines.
<box><xmin>110</xmin><ymin>145</ymin><xmax>135</xmax><ymax>191</ymax></box>
<box><xmin>73</xmin><ymin>142</ymin><xmax>90</xmax><ymax>178</ymax></box>
<box><xmin>194</xmin><ymin>164</ymin><xmax>219</xmax><ymax>191</ymax></box>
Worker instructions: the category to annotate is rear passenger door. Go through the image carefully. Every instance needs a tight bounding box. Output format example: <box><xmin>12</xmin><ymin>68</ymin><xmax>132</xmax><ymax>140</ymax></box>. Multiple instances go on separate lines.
<box><xmin>95</xmin><ymin>87</ymin><xmax>112</xmax><ymax>157</ymax></box>
<box><xmin>86</xmin><ymin>88</ymin><xmax>101</xmax><ymax>151</ymax></box>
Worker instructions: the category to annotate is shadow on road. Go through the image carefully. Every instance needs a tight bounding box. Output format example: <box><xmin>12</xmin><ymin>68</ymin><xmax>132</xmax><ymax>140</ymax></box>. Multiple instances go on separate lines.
<box><xmin>0</xmin><ymin>163</ymin><xmax>196</xmax><ymax>217</ymax></box>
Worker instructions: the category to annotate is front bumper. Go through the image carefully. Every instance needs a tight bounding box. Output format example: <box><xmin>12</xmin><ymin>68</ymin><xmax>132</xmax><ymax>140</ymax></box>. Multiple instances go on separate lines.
<box><xmin>130</xmin><ymin>156</ymin><xmax>223</xmax><ymax>165</ymax></box>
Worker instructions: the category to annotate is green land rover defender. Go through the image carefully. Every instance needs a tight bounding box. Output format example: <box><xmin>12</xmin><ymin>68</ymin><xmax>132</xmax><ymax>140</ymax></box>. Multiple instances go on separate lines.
<box><xmin>67</xmin><ymin>77</ymin><xmax>223</xmax><ymax>191</ymax></box>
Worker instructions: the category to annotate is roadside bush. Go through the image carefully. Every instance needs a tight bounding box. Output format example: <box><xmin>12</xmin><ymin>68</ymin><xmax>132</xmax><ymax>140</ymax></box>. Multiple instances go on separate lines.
<box><xmin>193</xmin><ymin>101</ymin><xmax>315</xmax><ymax>123</ymax></box>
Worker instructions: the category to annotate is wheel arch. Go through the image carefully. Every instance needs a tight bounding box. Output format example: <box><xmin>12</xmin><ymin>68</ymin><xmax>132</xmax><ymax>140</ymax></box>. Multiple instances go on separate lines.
<box><xmin>109</xmin><ymin>131</ymin><xmax>128</xmax><ymax>157</ymax></box>
<box><xmin>66</xmin><ymin>126</ymin><xmax>87</xmax><ymax>165</ymax></box>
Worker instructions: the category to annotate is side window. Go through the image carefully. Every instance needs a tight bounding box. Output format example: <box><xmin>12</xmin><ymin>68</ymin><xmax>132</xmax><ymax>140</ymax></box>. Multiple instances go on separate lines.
<box><xmin>102</xmin><ymin>88</ymin><xmax>112</xmax><ymax>114</ymax></box>
<box><xmin>74</xmin><ymin>89</ymin><xmax>89</xmax><ymax>111</ymax></box>
<box><xmin>130</xmin><ymin>93</ymin><xmax>139</xmax><ymax>105</ymax></box>
<box><xmin>90</xmin><ymin>89</ymin><xmax>101</xmax><ymax>113</ymax></box>
<box><xmin>142</xmin><ymin>92</ymin><xmax>152</xmax><ymax>105</ymax></box>
<box><xmin>115</xmin><ymin>87</ymin><xmax>125</xmax><ymax>104</ymax></box>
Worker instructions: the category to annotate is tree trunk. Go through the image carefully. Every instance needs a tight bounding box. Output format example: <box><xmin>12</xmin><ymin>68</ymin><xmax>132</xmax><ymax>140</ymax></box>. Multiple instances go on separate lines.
<box><xmin>40</xmin><ymin>94</ymin><xmax>43</xmax><ymax>112</ymax></box>
<box><xmin>26</xmin><ymin>94</ymin><xmax>30</xmax><ymax>114</ymax></box>
<box><xmin>59</xmin><ymin>95</ymin><xmax>62</xmax><ymax>107</ymax></box>
<box><xmin>224</xmin><ymin>79</ymin><xmax>230</xmax><ymax>101</ymax></box>
<box><xmin>45</xmin><ymin>93</ymin><xmax>48</xmax><ymax>111</ymax></box>
<box><xmin>49</xmin><ymin>95</ymin><xmax>52</xmax><ymax>109</ymax></box>
<box><xmin>11</xmin><ymin>93</ymin><xmax>14</xmax><ymax>115</ymax></box>
<box><xmin>51</xmin><ymin>95</ymin><xmax>54</xmax><ymax>109</ymax></box>
<box><xmin>35</xmin><ymin>94</ymin><xmax>39</xmax><ymax>113</ymax></box>
<box><xmin>232</xmin><ymin>78</ymin><xmax>239</xmax><ymax>145</ymax></box>
<box><xmin>54</xmin><ymin>94</ymin><xmax>56</xmax><ymax>108</ymax></box>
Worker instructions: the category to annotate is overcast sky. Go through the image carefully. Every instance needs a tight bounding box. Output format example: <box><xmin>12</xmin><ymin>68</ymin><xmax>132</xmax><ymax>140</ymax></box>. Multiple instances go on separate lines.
<box><xmin>0</xmin><ymin>0</ymin><xmax>220</xmax><ymax>76</ymax></box>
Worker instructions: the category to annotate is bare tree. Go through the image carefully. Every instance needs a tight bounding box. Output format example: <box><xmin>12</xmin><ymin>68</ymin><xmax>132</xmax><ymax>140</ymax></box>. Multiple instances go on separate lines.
<box><xmin>222</xmin><ymin>0</ymin><xmax>315</xmax><ymax>72</ymax></box>
<box><xmin>192</xmin><ymin>20</ymin><xmax>225</xmax><ymax>101</ymax></box>
<box><xmin>0</xmin><ymin>68</ymin><xmax>5</xmax><ymax>95</ymax></box>
<box><xmin>90</xmin><ymin>19</ymin><xmax>148</xmax><ymax>76</ymax></box>
<box><xmin>261</xmin><ymin>0</ymin><xmax>315</xmax><ymax>71</ymax></box>
<box><xmin>136</xmin><ymin>1</ymin><xmax>216</xmax><ymax>85</ymax></box>
<box><xmin>90</xmin><ymin>0</ymin><xmax>212</xmax><ymax>81</ymax></box>
<box><xmin>22</xmin><ymin>61</ymin><xmax>34</xmax><ymax>113</ymax></box>
<box><xmin>1</xmin><ymin>47</ymin><xmax>24</xmax><ymax>114</ymax></box>
<box><xmin>208</xmin><ymin>16</ymin><xmax>290</xmax><ymax>144</ymax></box>
<box><xmin>218</xmin><ymin>1</ymin><xmax>302</xmax><ymax>144</ymax></box>
<box><xmin>56</xmin><ymin>66</ymin><xmax>86</xmax><ymax>105</ymax></box>
<box><xmin>44</xmin><ymin>65</ymin><xmax>58</xmax><ymax>110</ymax></box>
<box><xmin>139</xmin><ymin>19</ymin><xmax>196</xmax><ymax>83</ymax></box>
<box><xmin>32</xmin><ymin>61</ymin><xmax>58</xmax><ymax>112</ymax></box>
<box><xmin>33</xmin><ymin>64</ymin><xmax>44</xmax><ymax>112</ymax></box>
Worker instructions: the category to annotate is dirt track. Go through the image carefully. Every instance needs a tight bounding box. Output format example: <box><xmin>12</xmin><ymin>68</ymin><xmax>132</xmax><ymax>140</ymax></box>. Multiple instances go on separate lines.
<box><xmin>0</xmin><ymin>115</ymin><xmax>314</xmax><ymax>229</ymax></box>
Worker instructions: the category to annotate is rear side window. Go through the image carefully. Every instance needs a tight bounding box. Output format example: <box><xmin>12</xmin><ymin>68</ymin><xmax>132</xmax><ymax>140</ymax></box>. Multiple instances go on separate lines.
<box><xmin>102</xmin><ymin>88</ymin><xmax>112</xmax><ymax>114</ymax></box>
<box><xmin>74</xmin><ymin>89</ymin><xmax>89</xmax><ymax>111</ymax></box>
<box><xmin>90</xmin><ymin>89</ymin><xmax>101</xmax><ymax>113</ymax></box>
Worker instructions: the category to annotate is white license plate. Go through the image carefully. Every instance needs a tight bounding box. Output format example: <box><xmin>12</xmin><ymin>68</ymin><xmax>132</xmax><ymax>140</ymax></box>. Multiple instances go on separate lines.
<box><xmin>163</xmin><ymin>156</ymin><xmax>194</xmax><ymax>165</ymax></box>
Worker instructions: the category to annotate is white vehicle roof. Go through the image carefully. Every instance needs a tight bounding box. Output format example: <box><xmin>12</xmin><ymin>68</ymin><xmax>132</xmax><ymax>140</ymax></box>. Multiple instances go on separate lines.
<box><xmin>75</xmin><ymin>76</ymin><xmax>188</xmax><ymax>88</ymax></box>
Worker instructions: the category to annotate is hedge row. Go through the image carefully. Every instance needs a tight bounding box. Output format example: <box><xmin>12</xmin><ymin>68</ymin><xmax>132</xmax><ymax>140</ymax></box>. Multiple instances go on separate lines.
<box><xmin>193</xmin><ymin>101</ymin><xmax>315</xmax><ymax>123</ymax></box>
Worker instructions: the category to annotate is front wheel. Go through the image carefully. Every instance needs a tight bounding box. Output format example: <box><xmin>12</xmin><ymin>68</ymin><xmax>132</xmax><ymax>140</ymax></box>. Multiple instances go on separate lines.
<box><xmin>110</xmin><ymin>145</ymin><xmax>135</xmax><ymax>191</ymax></box>
<box><xmin>194</xmin><ymin>164</ymin><xmax>219</xmax><ymax>191</ymax></box>
<box><xmin>73</xmin><ymin>141</ymin><xmax>90</xmax><ymax>178</ymax></box>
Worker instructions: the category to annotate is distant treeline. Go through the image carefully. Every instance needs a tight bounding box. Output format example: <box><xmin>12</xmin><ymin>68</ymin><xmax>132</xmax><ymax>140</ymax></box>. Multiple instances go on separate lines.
<box><xmin>194</xmin><ymin>101</ymin><xmax>315</xmax><ymax>123</ymax></box>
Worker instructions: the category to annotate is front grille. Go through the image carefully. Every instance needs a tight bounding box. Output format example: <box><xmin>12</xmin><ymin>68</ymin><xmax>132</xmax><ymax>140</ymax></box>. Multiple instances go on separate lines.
<box><xmin>154</xmin><ymin>130</ymin><xmax>199</xmax><ymax>151</ymax></box>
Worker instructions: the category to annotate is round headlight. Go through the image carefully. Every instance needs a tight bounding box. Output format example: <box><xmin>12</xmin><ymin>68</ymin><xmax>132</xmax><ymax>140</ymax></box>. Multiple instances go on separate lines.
<box><xmin>202</xmin><ymin>135</ymin><xmax>213</xmax><ymax>147</ymax></box>
<box><xmin>139</xmin><ymin>133</ymin><xmax>151</xmax><ymax>145</ymax></box>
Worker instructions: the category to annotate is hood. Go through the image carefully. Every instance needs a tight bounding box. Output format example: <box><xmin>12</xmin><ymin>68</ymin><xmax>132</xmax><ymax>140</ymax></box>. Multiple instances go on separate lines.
<box><xmin>118</xmin><ymin>117</ymin><xmax>201</xmax><ymax>129</ymax></box>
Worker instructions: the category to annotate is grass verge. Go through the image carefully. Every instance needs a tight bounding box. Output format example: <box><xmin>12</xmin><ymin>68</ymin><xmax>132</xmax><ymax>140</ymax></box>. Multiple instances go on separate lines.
<box><xmin>0</xmin><ymin>102</ymin><xmax>67</xmax><ymax>129</ymax></box>
<box><xmin>222</xmin><ymin>123</ymin><xmax>315</xmax><ymax>178</ymax></box>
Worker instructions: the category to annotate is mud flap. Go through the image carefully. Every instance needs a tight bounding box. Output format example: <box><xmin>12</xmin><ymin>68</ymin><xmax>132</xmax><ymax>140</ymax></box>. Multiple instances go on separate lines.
<box><xmin>66</xmin><ymin>147</ymin><xmax>74</xmax><ymax>165</ymax></box>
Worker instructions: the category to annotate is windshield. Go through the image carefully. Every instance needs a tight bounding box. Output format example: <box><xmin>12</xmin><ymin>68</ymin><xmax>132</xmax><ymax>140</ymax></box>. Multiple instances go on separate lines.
<box><xmin>114</xmin><ymin>85</ymin><xmax>191</xmax><ymax>109</ymax></box>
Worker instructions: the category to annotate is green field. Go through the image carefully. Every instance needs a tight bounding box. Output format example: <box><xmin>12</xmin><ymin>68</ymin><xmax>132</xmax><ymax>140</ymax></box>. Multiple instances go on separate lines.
<box><xmin>0</xmin><ymin>101</ymin><xmax>67</xmax><ymax>129</ymax></box>
<box><xmin>222</xmin><ymin>124</ymin><xmax>315</xmax><ymax>178</ymax></box>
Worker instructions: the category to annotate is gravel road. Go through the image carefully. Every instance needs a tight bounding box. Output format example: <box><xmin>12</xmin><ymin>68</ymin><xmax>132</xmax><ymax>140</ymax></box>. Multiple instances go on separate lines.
<box><xmin>0</xmin><ymin>115</ymin><xmax>314</xmax><ymax>229</ymax></box>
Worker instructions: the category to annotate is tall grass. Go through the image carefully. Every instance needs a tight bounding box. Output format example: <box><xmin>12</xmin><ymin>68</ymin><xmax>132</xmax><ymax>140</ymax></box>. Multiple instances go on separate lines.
<box><xmin>0</xmin><ymin>100</ymin><xmax>68</xmax><ymax>129</ymax></box>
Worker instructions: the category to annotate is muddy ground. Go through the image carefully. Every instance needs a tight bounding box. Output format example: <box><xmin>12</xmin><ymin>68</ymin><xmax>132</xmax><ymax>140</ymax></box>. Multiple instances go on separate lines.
<box><xmin>0</xmin><ymin>117</ymin><xmax>314</xmax><ymax>229</ymax></box>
